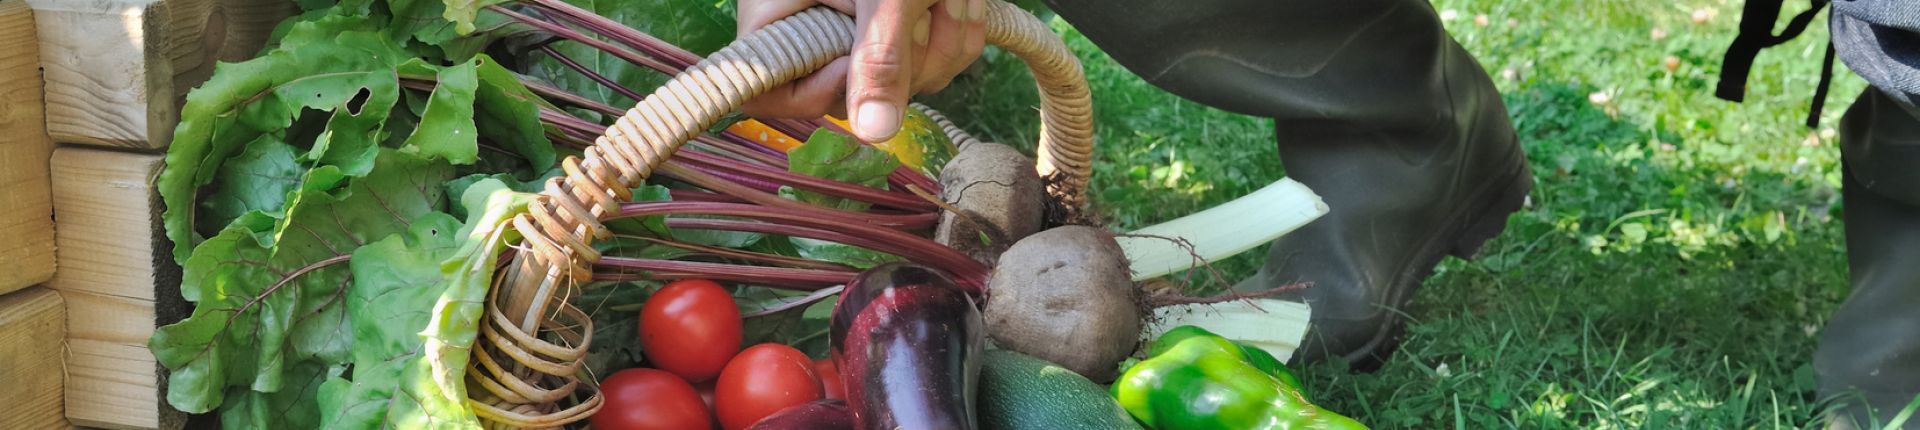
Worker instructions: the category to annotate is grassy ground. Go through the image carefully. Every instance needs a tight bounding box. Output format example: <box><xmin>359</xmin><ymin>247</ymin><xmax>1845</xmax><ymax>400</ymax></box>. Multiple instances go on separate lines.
<box><xmin>923</xmin><ymin>0</ymin><xmax>1872</xmax><ymax>428</ymax></box>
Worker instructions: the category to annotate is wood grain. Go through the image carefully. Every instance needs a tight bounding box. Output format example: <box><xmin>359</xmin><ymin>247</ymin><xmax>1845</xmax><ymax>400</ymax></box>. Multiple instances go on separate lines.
<box><xmin>49</xmin><ymin>148</ymin><xmax>187</xmax><ymax>430</ymax></box>
<box><xmin>27</xmin><ymin>0</ymin><xmax>298</xmax><ymax>149</ymax></box>
<box><xmin>64</xmin><ymin>310</ymin><xmax>179</xmax><ymax>430</ymax></box>
<box><xmin>0</xmin><ymin>287</ymin><xmax>72</xmax><ymax>430</ymax></box>
<box><xmin>0</xmin><ymin>0</ymin><xmax>57</xmax><ymax>295</ymax></box>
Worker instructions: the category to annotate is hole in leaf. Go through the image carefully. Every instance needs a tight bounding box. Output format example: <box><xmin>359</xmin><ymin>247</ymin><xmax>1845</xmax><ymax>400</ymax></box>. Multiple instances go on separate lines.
<box><xmin>346</xmin><ymin>88</ymin><xmax>372</xmax><ymax>115</ymax></box>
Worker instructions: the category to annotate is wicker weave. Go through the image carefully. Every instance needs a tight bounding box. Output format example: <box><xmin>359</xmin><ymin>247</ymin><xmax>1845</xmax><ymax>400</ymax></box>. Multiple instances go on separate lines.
<box><xmin>471</xmin><ymin>2</ymin><xmax>1095</xmax><ymax>427</ymax></box>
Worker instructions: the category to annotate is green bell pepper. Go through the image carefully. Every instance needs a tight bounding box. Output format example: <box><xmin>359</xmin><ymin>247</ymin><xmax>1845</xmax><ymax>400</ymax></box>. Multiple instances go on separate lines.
<box><xmin>1146</xmin><ymin>326</ymin><xmax>1310</xmax><ymax>401</ymax></box>
<box><xmin>1114</xmin><ymin>328</ymin><xmax>1366</xmax><ymax>430</ymax></box>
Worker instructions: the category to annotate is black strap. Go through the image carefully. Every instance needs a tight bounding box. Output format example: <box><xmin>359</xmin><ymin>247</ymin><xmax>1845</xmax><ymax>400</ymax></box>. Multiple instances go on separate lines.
<box><xmin>1715</xmin><ymin>0</ymin><xmax>1831</xmax><ymax>102</ymax></box>
<box><xmin>1808</xmin><ymin>41</ymin><xmax>1837</xmax><ymax>127</ymax></box>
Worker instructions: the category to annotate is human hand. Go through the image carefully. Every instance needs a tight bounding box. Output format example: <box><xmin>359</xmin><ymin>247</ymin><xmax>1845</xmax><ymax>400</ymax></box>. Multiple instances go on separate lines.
<box><xmin>737</xmin><ymin>0</ymin><xmax>986</xmax><ymax>142</ymax></box>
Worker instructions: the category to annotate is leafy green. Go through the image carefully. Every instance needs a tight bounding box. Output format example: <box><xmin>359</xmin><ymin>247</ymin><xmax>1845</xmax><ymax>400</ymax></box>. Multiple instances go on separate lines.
<box><xmin>198</xmin><ymin>137</ymin><xmax>306</xmax><ymax>234</ymax></box>
<box><xmin>439</xmin><ymin>0</ymin><xmax>511</xmax><ymax>35</ymax></box>
<box><xmin>158</xmin><ymin>9</ymin><xmax>551</xmax><ymax>263</ymax></box>
<box><xmin>387</xmin><ymin>0</ymin><xmax>534</xmax><ymax>64</ymax></box>
<box><xmin>737</xmin><ymin>289</ymin><xmax>836</xmax><ymax>359</ymax></box>
<box><xmin>523</xmin><ymin>0</ymin><xmax>734</xmax><ymax>109</ymax></box>
<box><xmin>152</xmin><ymin>150</ymin><xmax>454</xmax><ymax>413</ymax></box>
<box><xmin>399</xmin><ymin>59</ymin><xmax>480</xmax><ymax>163</ymax></box>
<box><xmin>615</xmin><ymin>0</ymin><xmax>735</xmax><ymax>55</ymax></box>
<box><xmin>317</xmin><ymin>213</ymin><xmax>481</xmax><ymax>429</ymax></box>
<box><xmin>471</xmin><ymin>56</ymin><xmax>559</xmax><ymax>169</ymax></box>
<box><xmin>447</xmin><ymin>0</ymin><xmax>735</xmax><ymax>54</ymax></box>
<box><xmin>789</xmin><ymin>237</ymin><xmax>900</xmax><ymax>269</ymax></box>
<box><xmin>668</xmin><ymin>217</ymin><xmax>766</xmax><ymax>248</ymax></box>
<box><xmin>443</xmin><ymin>170</ymin><xmax>553</xmax><ymax>219</ymax></box>
<box><xmin>154</xmin><ymin>14</ymin><xmax>558</xmax><ymax>419</ymax></box>
<box><xmin>161</xmin><ymin>14</ymin><xmax>413</xmax><ymax>262</ymax></box>
<box><xmin>422</xmin><ymin>178</ymin><xmax>534</xmax><ymax>403</ymax></box>
<box><xmin>787</xmin><ymin>130</ymin><xmax>902</xmax><ymax>211</ymax></box>
<box><xmin>388</xmin><ymin>0</ymin><xmax>468</xmax><ymax>45</ymax></box>
<box><xmin>428</xmin><ymin>13</ymin><xmax>532</xmax><ymax>62</ymax></box>
<box><xmin>304</xmin><ymin>69</ymin><xmax>399</xmax><ymax>177</ymax></box>
<box><xmin>219</xmin><ymin>362</ymin><xmax>337</xmax><ymax>429</ymax></box>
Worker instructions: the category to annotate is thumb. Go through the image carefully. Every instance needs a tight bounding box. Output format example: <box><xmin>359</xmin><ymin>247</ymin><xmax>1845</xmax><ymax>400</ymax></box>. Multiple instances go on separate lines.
<box><xmin>847</xmin><ymin>0</ymin><xmax>929</xmax><ymax>142</ymax></box>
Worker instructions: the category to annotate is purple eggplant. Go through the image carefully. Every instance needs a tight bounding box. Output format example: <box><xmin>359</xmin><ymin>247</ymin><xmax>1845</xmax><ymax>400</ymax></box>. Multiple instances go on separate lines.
<box><xmin>829</xmin><ymin>263</ymin><xmax>984</xmax><ymax>430</ymax></box>
<box><xmin>747</xmin><ymin>400</ymin><xmax>855</xmax><ymax>429</ymax></box>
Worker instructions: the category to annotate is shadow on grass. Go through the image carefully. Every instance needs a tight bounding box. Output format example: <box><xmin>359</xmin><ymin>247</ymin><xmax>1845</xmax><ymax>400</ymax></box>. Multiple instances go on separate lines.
<box><xmin>1298</xmin><ymin>80</ymin><xmax>1853</xmax><ymax>429</ymax></box>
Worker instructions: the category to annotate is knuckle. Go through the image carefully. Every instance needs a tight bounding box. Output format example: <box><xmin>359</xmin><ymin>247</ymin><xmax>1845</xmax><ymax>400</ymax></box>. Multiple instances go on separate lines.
<box><xmin>852</xmin><ymin>41</ymin><xmax>907</xmax><ymax>72</ymax></box>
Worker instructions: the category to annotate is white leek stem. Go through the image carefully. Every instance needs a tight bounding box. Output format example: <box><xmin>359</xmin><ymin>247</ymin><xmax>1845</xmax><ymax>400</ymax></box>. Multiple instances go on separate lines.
<box><xmin>1118</xmin><ymin>178</ymin><xmax>1327</xmax><ymax>281</ymax></box>
<box><xmin>1119</xmin><ymin>178</ymin><xmax>1327</xmax><ymax>362</ymax></box>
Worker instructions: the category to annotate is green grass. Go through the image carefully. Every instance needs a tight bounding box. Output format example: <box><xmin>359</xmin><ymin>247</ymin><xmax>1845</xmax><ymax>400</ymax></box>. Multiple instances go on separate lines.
<box><xmin>923</xmin><ymin>0</ymin><xmax>1873</xmax><ymax>428</ymax></box>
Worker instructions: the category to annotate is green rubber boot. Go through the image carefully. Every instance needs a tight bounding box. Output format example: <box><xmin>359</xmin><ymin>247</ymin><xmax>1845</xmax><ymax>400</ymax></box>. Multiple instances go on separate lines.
<box><xmin>1820</xmin><ymin>89</ymin><xmax>1920</xmax><ymax>430</ymax></box>
<box><xmin>1251</xmin><ymin>45</ymin><xmax>1531</xmax><ymax>370</ymax></box>
<box><xmin>1042</xmin><ymin>0</ymin><xmax>1531</xmax><ymax>370</ymax></box>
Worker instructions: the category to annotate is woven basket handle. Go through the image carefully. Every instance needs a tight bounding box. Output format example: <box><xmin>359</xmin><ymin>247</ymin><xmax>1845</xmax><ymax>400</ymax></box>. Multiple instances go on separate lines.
<box><xmin>473</xmin><ymin>2</ymin><xmax>1093</xmax><ymax>427</ymax></box>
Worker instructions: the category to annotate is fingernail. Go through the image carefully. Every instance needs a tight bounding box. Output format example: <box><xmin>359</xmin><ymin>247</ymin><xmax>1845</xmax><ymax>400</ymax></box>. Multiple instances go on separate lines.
<box><xmin>913</xmin><ymin>16</ymin><xmax>931</xmax><ymax>45</ymax></box>
<box><xmin>946</xmin><ymin>0</ymin><xmax>965</xmax><ymax>20</ymax></box>
<box><xmin>968</xmin><ymin>0</ymin><xmax>986</xmax><ymax>22</ymax></box>
<box><xmin>856</xmin><ymin>101</ymin><xmax>900</xmax><ymax>141</ymax></box>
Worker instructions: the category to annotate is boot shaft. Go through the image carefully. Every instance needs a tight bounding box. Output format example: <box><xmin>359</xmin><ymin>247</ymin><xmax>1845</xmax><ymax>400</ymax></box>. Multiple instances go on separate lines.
<box><xmin>1818</xmin><ymin>88</ymin><xmax>1920</xmax><ymax>429</ymax></box>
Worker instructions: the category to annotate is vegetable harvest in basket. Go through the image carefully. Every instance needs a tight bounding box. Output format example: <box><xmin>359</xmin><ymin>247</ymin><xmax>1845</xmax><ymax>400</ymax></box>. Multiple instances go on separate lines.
<box><xmin>147</xmin><ymin>0</ymin><xmax>1358</xmax><ymax>428</ymax></box>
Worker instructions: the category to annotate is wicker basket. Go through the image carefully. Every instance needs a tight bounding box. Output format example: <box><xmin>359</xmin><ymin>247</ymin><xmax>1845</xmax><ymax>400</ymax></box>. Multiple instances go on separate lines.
<box><xmin>467</xmin><ymin>2</ymin><xmax>1095</xmax><ymax>427</ymax></box>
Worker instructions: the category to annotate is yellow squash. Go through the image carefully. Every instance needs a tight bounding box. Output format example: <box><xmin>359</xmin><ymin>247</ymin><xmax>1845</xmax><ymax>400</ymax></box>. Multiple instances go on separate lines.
<box><xmin>727</xmin><ymin>106</ymin><xmax>957</xmax><ymax>177</ymax></box>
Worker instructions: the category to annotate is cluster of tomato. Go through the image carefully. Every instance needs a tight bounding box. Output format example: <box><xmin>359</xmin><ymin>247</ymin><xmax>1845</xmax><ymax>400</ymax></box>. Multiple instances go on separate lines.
<box><xmin>591</xmin><ymin>279</ymin><xmax>846</xmax><ymax>430</ymax></box>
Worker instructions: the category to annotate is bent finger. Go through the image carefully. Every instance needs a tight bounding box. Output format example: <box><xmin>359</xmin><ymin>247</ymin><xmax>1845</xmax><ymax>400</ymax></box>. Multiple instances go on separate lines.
<box><xmin>914</xmin><ymin>0</ymin><xmax>982</xmax><ymax>93</ymax></box>
<box><xmin>741</xmin><ymin>57</ymin><xmax>852</xmax><ymax>119</ymax></box>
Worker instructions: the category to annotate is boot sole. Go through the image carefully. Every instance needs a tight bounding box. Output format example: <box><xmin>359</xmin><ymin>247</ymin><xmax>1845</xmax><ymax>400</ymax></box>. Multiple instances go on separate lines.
<box><xmin>1339</xmin><ymin>141</ymin><xmax>1533</xmax><ymax>370</ymax></box>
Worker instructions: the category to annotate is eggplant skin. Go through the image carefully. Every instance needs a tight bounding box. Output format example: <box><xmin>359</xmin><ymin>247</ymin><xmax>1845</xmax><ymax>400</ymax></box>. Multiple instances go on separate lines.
<box><xmin>829</xmin><ymin>263</ymin><xmax>985</xmax><ymax>430</ymax></box>
<box><xmin>747</xmin><ymin>400</ymin><xmax>855</xmax><ymax>430</ymax></box>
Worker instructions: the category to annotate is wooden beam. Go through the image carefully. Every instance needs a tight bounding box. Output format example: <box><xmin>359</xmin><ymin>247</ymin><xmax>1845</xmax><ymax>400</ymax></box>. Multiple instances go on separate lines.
<box><xmin>0</xmin><ymin>0</ymin><xmax>56</xmax><ymax>295</ymax></box>
<box><xmin>49</xmin><ymin>148</ymin><xmax>186</xmax><ymax>430</ymax></box>
<box><xmin>27</xmin><ymin>0</ymin><xmax>298</xmax><ymax>149</ymax></box>
<box><xmin>65</xmin><ymin>300</ymin><xmax>178</xmax><ymax>430</ymax></box>
<box><xmin>0</xmin><ymin>287</ymin><xmax>72</xmax><ymax>429</ymax></box>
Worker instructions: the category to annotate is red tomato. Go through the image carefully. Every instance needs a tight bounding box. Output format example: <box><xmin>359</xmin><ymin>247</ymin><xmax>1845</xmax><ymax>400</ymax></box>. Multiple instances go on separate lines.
<box><xmin>641</xmin><ymin>279</ymin><xmax>743</xmax><ymax>383</ymax></box>
<box><xmin>592</xmin><ymin>368</ymin><xmax>714</xmax><ymax>430</ymax></box>
<box><xmin>714</xmin><ymin>344</ymin><xmax>825</xmax><ymax>430</ymax></box>
<box><xmin>813</xmin><ymin>358</ymin><xmax>845</xmax><ymax>400</ymax></box>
